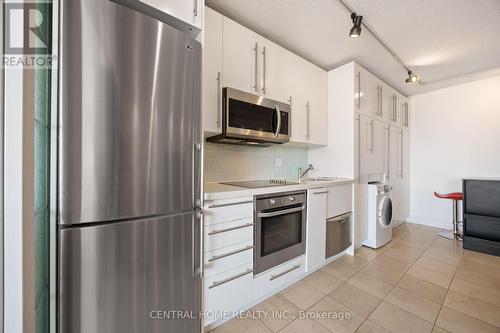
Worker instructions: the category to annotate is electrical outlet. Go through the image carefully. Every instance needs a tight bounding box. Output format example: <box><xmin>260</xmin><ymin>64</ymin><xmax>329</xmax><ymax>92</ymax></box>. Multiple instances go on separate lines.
<box><xmin>275</xmin><ymin>157</ymin><xmax>282</xmax><ymax>168</ymax></box>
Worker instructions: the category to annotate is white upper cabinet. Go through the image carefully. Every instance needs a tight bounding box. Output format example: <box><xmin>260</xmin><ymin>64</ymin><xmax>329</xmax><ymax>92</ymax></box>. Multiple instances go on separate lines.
<box><xmin>284</xmin><ymin>52</ymin><xmax>309</xmax><ymax>143</ymax></box>
<box><xmin>359</xmin><ymin>115</ymin><xmax>386</xmax><ymax>177</ymax></box>
<box><xmin>354</xmin><ymin>65</ymin><xmax>370</xmax><ymax>116</ymax></box>
<box><xmin>140</xmin><ymin>0</ymin><xmax>202</xmax><ymax>29</ymax></box>
<box><xmin>258</xmin><ymin>37</ymin><xmax>287</xmax><ymax>103</ymax></box>
<box><xmin>222</xmin><ymin>17</ymin><xmax>259</xmax><ymax>94</ymax></box>
<box><xmin>204</xmin><ymin>7</ymin><xmax>328</xmax><ymax>145</ymax></box>
<box><xmin>400</xmin><ymin>96</ymin><xmax>410</xmax><ymax>128</ymax></box>
<box><xmin>307</xmin><ymin>66</ymin><xmax>328</xmax><ymax>145</ymax></box>
<box><xmin>202</xmin><ymin>7</ymin><xmax>223</xmax><ymax>134</ymax></box>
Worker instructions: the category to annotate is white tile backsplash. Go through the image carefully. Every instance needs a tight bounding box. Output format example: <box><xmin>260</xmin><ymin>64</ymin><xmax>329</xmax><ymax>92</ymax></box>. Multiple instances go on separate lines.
<box><xmin>204</xmin><ymin>143</ymin><xmax>308</xmax><ymax>182</ymax></box>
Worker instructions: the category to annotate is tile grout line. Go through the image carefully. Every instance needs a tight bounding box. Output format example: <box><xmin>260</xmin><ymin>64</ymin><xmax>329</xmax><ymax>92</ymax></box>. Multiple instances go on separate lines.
<box><xmin>354</xmin><ymin>225</ymin><xmax>443</xmax><ymax>332</ymax></box>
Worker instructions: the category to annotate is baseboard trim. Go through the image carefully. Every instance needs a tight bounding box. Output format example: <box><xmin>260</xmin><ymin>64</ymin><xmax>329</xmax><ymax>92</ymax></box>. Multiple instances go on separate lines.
<box><xmin>405</xmin><ymin>216</ymin><xmax>451</xmax><ymax>230</ymax></box>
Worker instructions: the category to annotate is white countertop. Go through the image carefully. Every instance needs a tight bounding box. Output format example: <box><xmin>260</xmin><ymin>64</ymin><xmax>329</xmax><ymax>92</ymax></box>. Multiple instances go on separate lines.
<box><xmin>204</xmin><ymin>178</ymin><xmax>354</xmax><ymax>201</ymax></box>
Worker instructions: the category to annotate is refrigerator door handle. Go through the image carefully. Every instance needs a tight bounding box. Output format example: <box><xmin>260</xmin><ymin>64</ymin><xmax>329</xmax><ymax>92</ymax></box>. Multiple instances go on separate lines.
<box><xmin>195</xmin><ymin>143</ymin><xmax>204</xmax><ymax>208</ymax></box>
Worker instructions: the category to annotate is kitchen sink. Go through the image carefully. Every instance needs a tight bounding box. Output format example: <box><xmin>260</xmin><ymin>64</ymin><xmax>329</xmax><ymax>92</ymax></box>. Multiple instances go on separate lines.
<box><xmin>304</xmin><ymin>177</ymin><xmax>341</xmax><ymax>182</ymax></box>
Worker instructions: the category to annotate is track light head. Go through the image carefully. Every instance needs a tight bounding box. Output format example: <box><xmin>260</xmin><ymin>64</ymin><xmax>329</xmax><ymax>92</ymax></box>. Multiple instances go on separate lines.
<box><xmin>405</xmin><ymin>71</ymin><xmax>419</xmax><ymax>83</ymax></box>
<box><xmin>349</xmin><ymin>13</ymin><xmax>363</xmax><ymax>38</ymax></box>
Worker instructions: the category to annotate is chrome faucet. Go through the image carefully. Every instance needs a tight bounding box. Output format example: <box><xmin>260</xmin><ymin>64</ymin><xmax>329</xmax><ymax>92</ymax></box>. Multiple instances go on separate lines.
<box><xmin>298</xmin><ymin>164</ymin><xmax>314</xmax><ymax>180</ymax></box>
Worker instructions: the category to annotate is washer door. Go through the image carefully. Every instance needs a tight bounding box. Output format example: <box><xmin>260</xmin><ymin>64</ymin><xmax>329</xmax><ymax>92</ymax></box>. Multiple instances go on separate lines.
<box><xmin>377</xmin><ymin>195</ymin><xmax>393</xmax><ymax>229</ymax></box>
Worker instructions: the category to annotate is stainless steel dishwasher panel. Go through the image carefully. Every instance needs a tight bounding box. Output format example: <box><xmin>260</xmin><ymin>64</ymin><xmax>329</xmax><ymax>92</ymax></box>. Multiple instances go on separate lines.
<box><xmin>326</xmin><ymin>212</ymin><xmax>352</xmax><ymax>258</ymax></box>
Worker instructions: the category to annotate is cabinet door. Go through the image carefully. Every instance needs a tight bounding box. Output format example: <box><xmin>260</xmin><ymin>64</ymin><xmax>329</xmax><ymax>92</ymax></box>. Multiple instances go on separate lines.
<box><xmin>368</xmin><ymin>75</ymin><xmax>383</xmax><ymax>120</ymax></box>
<box><xmin>380</xmin><ymin>81</ymin><xmax>391</xmax><ymax>123</ymax></box>
<box><xmin>306</xmin><ymin>188</ymin><xmax>327</xmax><ymax>272</ymax></box>
<box><xmin>259</xmin><ymin>37</ymin><xmax>287</xmax><ymax>103</ymax></box>
<box><xmin>222</xmin><ymin>17</ymin><xmax>258</xmax><ymax>94</ymax></box>
<box><xmin>284</xmin><ymin>52</ymin><xmax>309</xmax><ymax>143</ymax></box>
<box><xmin>354</xmin><ymin>114</ymin><xmax>361</xmax><ymax>182</ymax></box>
<box><xmin>400</xmin><ymin>97</ymin><xmax>410</xmax><ymax>128</ymax></box>
<box><xmin>202</xmin><ymin>7</ymin><xmax>223</xmax><ymax>134</ymax></box>
<box><xmin>360</xmin><ymin>115</ymin><xmax>385</xmax><ymax>177</ymax></box>
<box><xmin>388</xmin><ymin>125</ymin><xmax>400</xmax><ymax>181</ymax></box>
<box><xmin>354</xmin><ymin>65</ymin><xmax>370</xmax><ymax>116</ymax></box>
<box><xmin>307</xmin><ymin>66</ymin><xmax>328</xmax><ymax>145</ymax></box>
<box><xmin>140</xmin><ymin>0</ymin><xmax>202</xmax><ymax>29</ymax></box>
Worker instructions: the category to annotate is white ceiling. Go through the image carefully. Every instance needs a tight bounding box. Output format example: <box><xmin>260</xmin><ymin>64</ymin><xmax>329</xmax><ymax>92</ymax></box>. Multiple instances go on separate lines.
<box><xmin>206</xmin><ymin>0</ymin><xmax>500</xmax><ymax>96</ymax></box>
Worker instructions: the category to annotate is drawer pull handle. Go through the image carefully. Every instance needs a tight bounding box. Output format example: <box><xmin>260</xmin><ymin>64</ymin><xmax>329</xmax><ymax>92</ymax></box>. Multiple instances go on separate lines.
<box><xmin>208</xmin><ymin>222</ymin><xmax>255</xmax><ymax>236</ymax></box>
<box><xmin>208</xmin><ymin>200</ymin><xmax>253</xmax><ymax>209</ymax></box>
<box><xmin>313</xmin><ymin>191</ymin><xmax>328</xmax><ymax>195</ymax></box>
<box><xmin>208</xmin><ymin>245</ymin><xmax>255</xmax><ymax>262</ymax></box>
<box><xmin>270</xmin><ymin>264</ymin><xmax>301</xmax><ymax>281</ymax></box>
<box><xmin>209</xmin><ymin>268</ymin><xmax>254</xmax><ymax>289</ymax></box>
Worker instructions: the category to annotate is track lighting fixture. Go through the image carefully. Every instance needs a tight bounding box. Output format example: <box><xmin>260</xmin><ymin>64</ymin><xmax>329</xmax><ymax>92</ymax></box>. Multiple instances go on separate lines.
<box><xmin>349</xmin><ymin>13</ymin><xmax>363</xmax><ymax>38</ymax></box>
<box><xmin>405</xmin><ymin>71</ymin><xmax>419</xmax><ymax>83</ymax></box>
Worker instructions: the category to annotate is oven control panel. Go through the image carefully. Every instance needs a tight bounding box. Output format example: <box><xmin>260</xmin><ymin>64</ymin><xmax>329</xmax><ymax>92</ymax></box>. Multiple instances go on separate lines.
<box><xmin>256</xmin><ymin>191</ymin><xmax>306</xmax><ymax>211</ymax></box>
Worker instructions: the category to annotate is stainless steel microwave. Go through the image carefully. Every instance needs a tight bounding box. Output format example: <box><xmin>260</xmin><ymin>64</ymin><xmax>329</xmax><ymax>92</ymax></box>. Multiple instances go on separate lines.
<box><xmin>207</xmin><ymin>87</ymin><xmax>290</xmax><ymax>146</ymax></box>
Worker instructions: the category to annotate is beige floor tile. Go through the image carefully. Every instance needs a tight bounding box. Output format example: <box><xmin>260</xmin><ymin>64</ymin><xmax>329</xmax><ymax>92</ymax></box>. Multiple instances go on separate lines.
<box><xmin>355</xmin><ymin>246</ymin><xmax>382</xmax><ymax>261</ymax></box>
<box><xmin>368</xmin><ymin>301</ymin><xmax>433</xmax><ymax>333</ymax></box>
<box><xmin>210</xmin><ymin>317</ymin><xmax>272</xmax><ymax>333</ymax></box>
<box><xmin>407</xmin><ymin>262</ymin><xmax>453</xmax><ymax>288</ymax></box>
<box><xmin>355</xmin><ymin>320</ymin><xmax>390</xmax><ymax>333</ymax></box>
<box><xmin>308</xmin><ymin>295</ymin><xmax>365</xmax><ymax>333</ymax></box>
<box><xmin>348</xmin><ymin>272</ymin><xmax>393</xmax><ymax>298</ymax></box>
<box><xmin>322</xmin><ymin>261</ymin><xmax>358</xmax><ymax>281</ymax></box>
<box><xmin>330</xmin><ymin>282</ymin><xmax>382</xmax><ymax>317</ymax></box>
<box><xmin>459</xmin><ymin>256</ymin><xmax>500</xmax><ymax>278</ymax></box>
<box><xmin>422</xmin><ymin>247</ymin><xmax>462</xmax><ymax>266</ymax></box>
<box><xmin>431</xmin><ymin>237</ymin><xmax>463</xmax><ymax>253</ymax></box>
<box><xmin>435</xmin><ymin>306</ymin><xmax>500</xmax><ymax>333</ymax></box>
<box><xmin>370</xmin><ymin>254</ymin><xmax>413</xmax><ymax>273</ymax></box>
<box><xmin>383</xmin><ymin>247</ymin><xmax>423</xmax><ymax>263</ymax></box>
<box><xmin>250</xmin><ymin>294</ymin><xmax>299</xmax><ymax>332</ymax></box>
<box><xmin>360</xmin><ymin>262</ymin><xmax>405</xmax><ymax>285</ymax></box>
<box><xmin>385</xmin><ymin>286</ymin><xmax>441</xmax><ymax>323</ymax></box>
<box><xmin>431</xmin><ymin>326</ymin><xmax>450</xmax><ymax>333</ymax></box>
<box><xmin>416</xmin><ymin>225</ymin><xmax>444</xmax><ymax>234</ymax></box>
<box><xmin>444</xmin><ymin>290</ymin><xmax>500</xmax><ymax>328</ymax></box>
<box><xmin>449</xmin><ymin>278</ymin><xmax>500</xmax><ymax>307</ymax></box>
<box><xmin>279</xmin><ymin>318</ymin><xmax>331</xmax><ymax>333</ymax></box>
<box><xmin>303</xmin><ymin>269</ymin><xmax>344</xmax><ymax>295</ymax></box>
<box><xmin>463</xmin><ymin>249</ymin><xmax>500</xmax><ymax>268</ymax></box>
<box><xmin>454</xmin><ymin>266</ymin><xmax>500</xmax><ymax>292</ymax></box>
<box><xmin>336</xmin><ymin>254</ymin><xmax>371</xmax><ymax>271</ymax></box>
<box><xmin>414</xmin><ymin>256</ymin><xmax>458</xmax><ymax>276</ymax></box>
<box><xmin>280</xmin><ymin>280</ymin><xmax>325</xmax><ymax>311</ymax></box>
<box><xmin>396</xmin><ymin>274</ymin><xmax>448</xmax><ymax>304</ymax></box>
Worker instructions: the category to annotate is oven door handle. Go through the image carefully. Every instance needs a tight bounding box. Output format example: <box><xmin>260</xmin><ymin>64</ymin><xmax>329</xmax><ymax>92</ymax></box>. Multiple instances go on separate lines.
<box><xmin>257</xmin><ymin>205</ymin><xmax>305</xmax><ymax>218</ymax></box>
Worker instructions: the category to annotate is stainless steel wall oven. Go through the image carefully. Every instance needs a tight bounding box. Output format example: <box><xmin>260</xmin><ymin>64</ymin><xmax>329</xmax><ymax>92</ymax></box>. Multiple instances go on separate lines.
<box><xmin>254</xmin><ymin>191</ymin><xmax>306</xmax><ymax>274</ymax></box>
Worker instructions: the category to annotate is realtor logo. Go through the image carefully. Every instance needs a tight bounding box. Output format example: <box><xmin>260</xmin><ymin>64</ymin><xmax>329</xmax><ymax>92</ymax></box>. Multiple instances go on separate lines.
<box><xmin>3</xmin><ymin>1</ymin><xmax>54</xmax><ymax>68</ymax></box>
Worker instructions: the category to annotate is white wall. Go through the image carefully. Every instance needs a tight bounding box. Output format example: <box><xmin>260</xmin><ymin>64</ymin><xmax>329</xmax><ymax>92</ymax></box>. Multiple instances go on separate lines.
<box><xmin>409</xmin><ymin>76</ymin><xmax>500</xmax><ymax>228</ymax></box>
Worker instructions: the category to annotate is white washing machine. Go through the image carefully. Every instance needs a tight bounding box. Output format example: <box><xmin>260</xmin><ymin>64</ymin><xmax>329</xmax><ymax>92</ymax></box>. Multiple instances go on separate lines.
<box><xmin>362</xmin><ymin>182</ymin><xmax>394</xmax><ymax>249</ymax></box>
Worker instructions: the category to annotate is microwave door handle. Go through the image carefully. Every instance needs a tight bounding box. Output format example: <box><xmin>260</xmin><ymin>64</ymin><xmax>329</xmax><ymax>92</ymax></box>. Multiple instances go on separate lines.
<box><xmin>274</xmin><ymin>105</ymin><xmax>281</xmax><ymax>138</ymax></box>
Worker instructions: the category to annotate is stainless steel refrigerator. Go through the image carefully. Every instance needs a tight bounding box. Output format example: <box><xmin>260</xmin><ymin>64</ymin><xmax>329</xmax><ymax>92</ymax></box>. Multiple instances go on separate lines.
<box><xmin>57</xmin><ymin>1</ymin><xmax>202</xmax><ymax>332</ymax></box>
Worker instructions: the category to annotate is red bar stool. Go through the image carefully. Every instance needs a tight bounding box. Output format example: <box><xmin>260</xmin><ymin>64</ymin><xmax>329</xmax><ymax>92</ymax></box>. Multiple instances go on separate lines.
<box><xmin>434</xmin><ymin>192</ymin><xmax>463</xmax><ymax>240</ymax></box>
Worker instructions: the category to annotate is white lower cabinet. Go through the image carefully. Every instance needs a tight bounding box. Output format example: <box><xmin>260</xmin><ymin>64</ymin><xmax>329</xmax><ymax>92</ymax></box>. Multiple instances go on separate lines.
<box><xmin>204</xmin><ymin>239</ymin><xmax>254</xmax><ymax>279</ymax></box>
<box><xmin>204</xmin><ymin>218</ymin><xmax>254</xmax><ymax>252</ymax></box>
<box><xmin>253</xmin><ymin>256</ymin><xmax>305</xmax><ymax>301</ymax></box>
<box><xmin>204</xmin><ymin>263</ymin><xmax>254</xmax><ymax>326</ymax></box>
<box><xmin>306</xmin><ymin>189</ymin><xmax>327</xmax><ymax>272</ymax></box>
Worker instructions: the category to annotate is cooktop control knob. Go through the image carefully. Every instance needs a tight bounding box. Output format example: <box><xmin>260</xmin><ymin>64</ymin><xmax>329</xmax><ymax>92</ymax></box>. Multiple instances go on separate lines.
<box><xmin>289</xmin><ymin>196</ymin><xmax>295</xmax><ymax>201</ymax></box>
<box><xmin>269</xmin><ymin>199</ymin><xmax>276</xmax><ymax>205</ymax></box>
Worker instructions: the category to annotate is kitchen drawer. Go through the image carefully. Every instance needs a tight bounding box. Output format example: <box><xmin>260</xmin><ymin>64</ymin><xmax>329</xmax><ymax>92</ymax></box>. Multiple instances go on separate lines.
<box><xmin>464</xmin><ymin>214</ymin><xmax>500</xmax><ymax>242</ymax></box>
<box><xmin>204</xmin><ymin>263</ymin><xmax>254</xmax><ymax>326</ymax></box>
<box><xmin>253</xmin><ymin>256</ymin><xmax>305</xmax><ymax>301</ymax></box>
<box><xmin>327</xmin><ymin>184</ymin><xmax>353</xmax><ymax>219</ymax></box>
<box><xmin>464</xmin><ymin>179</ymin><xmax>500</xmax><ymax>218</ymax></box>
<box><xmin>204</xmin><ymin>240</ymin><xmax>254</xmax><ymax>279</ymax></box>
<box><xmin>204</xmin><ymin>197</ymin><xmax>254</xmax><ymax>226</ymax></box>
<box><xmin>204</xmin><ymin>218</ymin><xmax>254</xmax><ymax>252</ymax></box>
